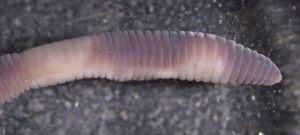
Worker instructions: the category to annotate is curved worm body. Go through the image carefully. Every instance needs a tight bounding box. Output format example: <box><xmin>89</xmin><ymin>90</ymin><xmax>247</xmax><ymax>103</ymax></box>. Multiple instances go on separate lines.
<box><xmin>0</xmin><ymin>31</ymin><xmax>282</xmax><ymax>102</ymax></box>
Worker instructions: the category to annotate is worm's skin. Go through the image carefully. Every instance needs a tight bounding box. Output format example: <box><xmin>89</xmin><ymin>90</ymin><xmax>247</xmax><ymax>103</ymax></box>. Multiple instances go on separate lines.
<box><xmin>0</xmin><ymin>31</ymin><xmax>282</xmax><ymax>103</ymax></box>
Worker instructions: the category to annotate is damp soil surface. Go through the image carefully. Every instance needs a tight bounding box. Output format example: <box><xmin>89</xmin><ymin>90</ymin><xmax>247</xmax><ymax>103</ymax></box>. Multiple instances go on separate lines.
<box><xmin>0</xmin><ymin>0</ymin><xmax>299</xmax><ymax>135</ymax></box>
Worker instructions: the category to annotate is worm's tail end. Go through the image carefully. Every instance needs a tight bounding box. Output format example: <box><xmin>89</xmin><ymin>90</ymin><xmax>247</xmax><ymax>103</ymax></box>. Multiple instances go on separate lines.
<box><xmin>0</xmin><ymin>54</ymin><xmax>29</xmax><ymax>103</ymax></box>
<box><xmin>0</xmin><ymin>36</ymin><xmax>97</xmax><ymax>103</ymax></box>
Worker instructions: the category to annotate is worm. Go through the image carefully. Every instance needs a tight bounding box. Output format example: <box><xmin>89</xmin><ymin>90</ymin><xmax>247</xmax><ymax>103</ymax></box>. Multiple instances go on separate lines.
<box><xmin>0</xmin><ymin>30</ymin><xmax>282</xmax><ymax>103</ymax></box>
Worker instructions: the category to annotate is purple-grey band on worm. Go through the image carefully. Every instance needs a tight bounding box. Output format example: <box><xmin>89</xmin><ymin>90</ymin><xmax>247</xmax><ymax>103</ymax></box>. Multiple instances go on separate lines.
<box><xmin>0</xmin><ymin>30</ymin><xmax>282</xmax><ymax>103</ymax></box>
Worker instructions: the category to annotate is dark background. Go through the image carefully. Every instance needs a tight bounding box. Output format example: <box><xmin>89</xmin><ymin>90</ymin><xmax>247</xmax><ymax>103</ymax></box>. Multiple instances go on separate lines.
<box><xmin>0</xmin><ymin>0</ymin><xmax>299</xmax><ymax>135</ymax></box>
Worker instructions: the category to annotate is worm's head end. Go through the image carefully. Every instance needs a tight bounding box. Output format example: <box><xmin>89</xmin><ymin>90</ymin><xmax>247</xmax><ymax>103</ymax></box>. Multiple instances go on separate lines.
<box><xmin>270</xmin><ymin>64</ymin><xmax>282</xmax><ymax>85</ymax></box>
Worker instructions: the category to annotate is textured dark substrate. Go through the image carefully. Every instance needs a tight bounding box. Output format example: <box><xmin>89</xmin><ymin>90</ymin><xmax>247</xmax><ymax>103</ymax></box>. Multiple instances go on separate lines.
<box><xmin>0</xmin><ymin>0</ymin><xmax>299</xmax><ymax>135</ymax></box>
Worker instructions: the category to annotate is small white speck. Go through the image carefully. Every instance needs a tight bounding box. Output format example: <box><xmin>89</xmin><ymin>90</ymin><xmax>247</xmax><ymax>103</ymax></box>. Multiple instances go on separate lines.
<box><xmin>251</xmin><ymin>95</ymin><xmax>256</xmax><ymax>101</ymax></box>
<box><xmin>74</xmin><ymin>101</ymin><xmax>79</xmax><ymax>107</ymax></box>
<box><xmin>213</xmin><ymin>114</ymin><xmax>218</xmax><ymax>121</ymax></box>
<box><xmin>133</xmin><ymin>93</ymin><xmax>139</xmax><ymax>100</ymax></box>
<box><xmin>64</xmin><ymin>101</ymin><xmax>71</xmax><ymax>109</ymax></box>
<box><xmin>256</xmin><ymin>112</ymin><xmax>261</xmax><ymax>117</ymax></box>
<box><xmin>102</xmin><ymin>18</ymin><xmax>108</xmax><ymax>23</ymax></box>
<box><xmin>292</xmin><ymin>6</ymin><xmax>296</xmax><ymax>10</ymax></box>
<box><xmin>258</xmin><ymin>131</ymin><xmax>264</xmax><ymax>135</ymax></box>
<box><xmin>14</xmin><ymin>18</ymin><xmax>21</xmax><ymax>26</ymax></box>
<box><xmin>120</xmin><ymin>110</ymin><xmax>128</xmax><ymax>120</ymax></box>
<box><xmin>278</xmin><ymin>89</ymin><xmax>282</xmax><ymax>93</ymax></box>
<box><xmin>148</xmin><ymin>5</ymin><xmax>154</xmax><ymax>13</ymax></box>
<box><xmin>218</xmin><ymin>19</ymin><xmax>223</xmax><ymax>24</ymax></box>
<box><xmin>218</xmin><ymin>3</ymin><xmax>222</xmax><ymax>8</ymax></box>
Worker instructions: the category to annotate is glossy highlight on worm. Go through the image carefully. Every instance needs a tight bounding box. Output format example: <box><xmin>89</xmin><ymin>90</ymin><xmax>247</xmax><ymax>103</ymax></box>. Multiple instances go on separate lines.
<box><xmin>0</xmin><ymin>31</ymin><xmax>282</xmax><ymax>103</ymax></box>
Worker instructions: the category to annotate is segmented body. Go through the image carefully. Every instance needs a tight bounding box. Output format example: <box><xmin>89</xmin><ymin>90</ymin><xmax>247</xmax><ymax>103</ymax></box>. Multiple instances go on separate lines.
<box><xmin>0</xmin><ymin>31</ymin><xmax>282</xmax><ymax>102</ymax></box>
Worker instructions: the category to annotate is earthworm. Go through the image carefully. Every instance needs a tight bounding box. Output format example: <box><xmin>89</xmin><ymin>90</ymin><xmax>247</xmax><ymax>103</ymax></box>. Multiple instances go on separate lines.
<box><xmin>0</xmin><ymin>30</ymin><xmax>282</xmax><ymax>103</ymax></box>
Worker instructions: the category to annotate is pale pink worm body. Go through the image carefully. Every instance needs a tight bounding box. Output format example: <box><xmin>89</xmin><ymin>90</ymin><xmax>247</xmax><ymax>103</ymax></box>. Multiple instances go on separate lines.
<box><xmin>0</xmin><ymin>31</ymin><xmax>282</xmax><ymax>103</ymax></box>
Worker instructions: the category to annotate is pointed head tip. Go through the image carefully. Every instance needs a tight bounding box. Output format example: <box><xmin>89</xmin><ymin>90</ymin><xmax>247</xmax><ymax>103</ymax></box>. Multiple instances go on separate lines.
<box><xmin>271</xmin><ymin>67</ymin><xmax>282</xmax><ymax>85</ymax></box>
<box><xmin>274</xmin><ymin>71</ymin><xmax>282</xmax><ymax>84</ymax></box>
